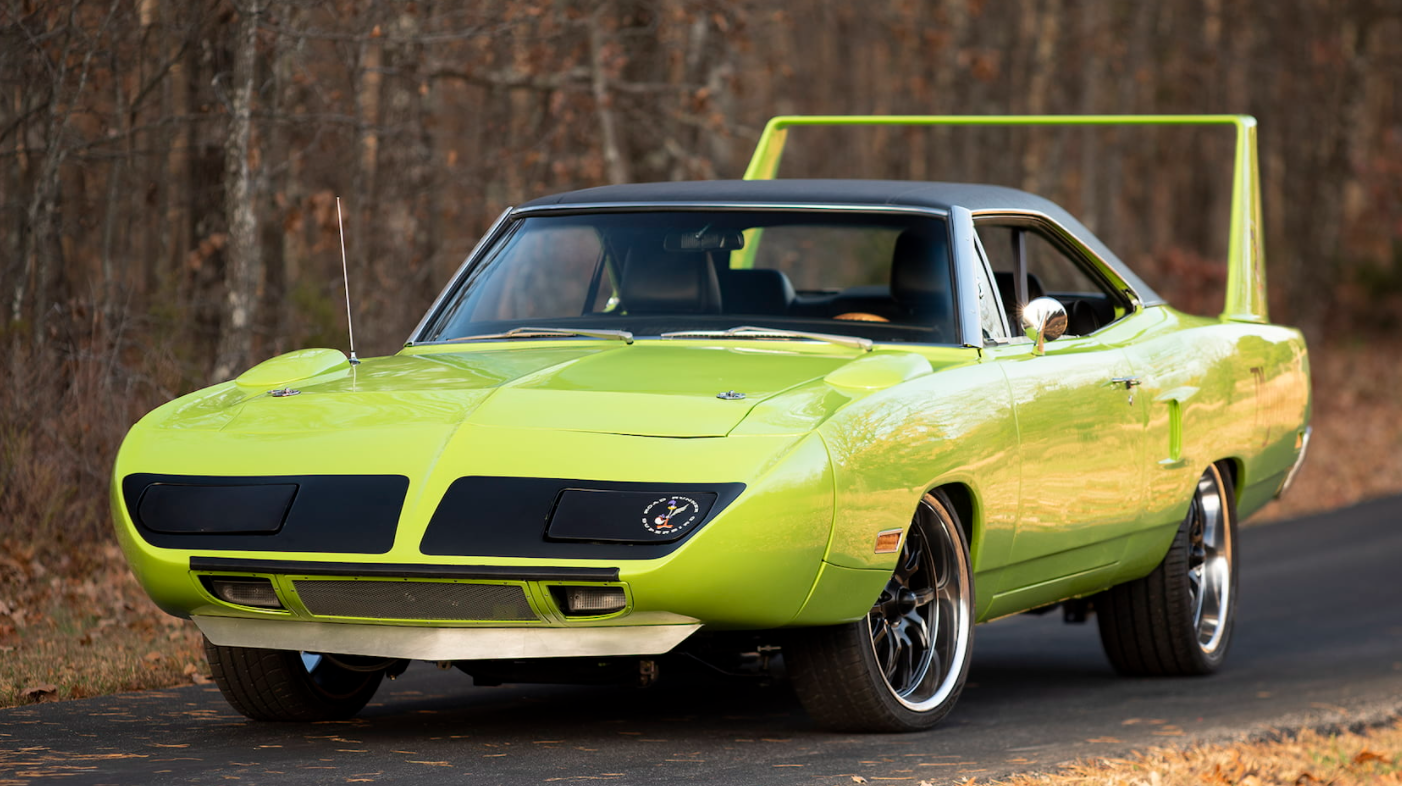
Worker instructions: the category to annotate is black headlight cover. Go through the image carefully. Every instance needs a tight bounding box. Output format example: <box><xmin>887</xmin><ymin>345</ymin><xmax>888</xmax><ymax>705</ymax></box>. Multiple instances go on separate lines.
<box><xmin>123</xmin><ymin>474</ymin><xmax>408</xmax><ymax>554</ymax></box>
<box><xmin>137</xmin><ymin>483</ymin><xmax>298</xmax><ymax>535</ymax></box>
<box><xmin>547</xmin><ymin>489</ymin><xmax>719</xmax><ymax>544</ymax></box>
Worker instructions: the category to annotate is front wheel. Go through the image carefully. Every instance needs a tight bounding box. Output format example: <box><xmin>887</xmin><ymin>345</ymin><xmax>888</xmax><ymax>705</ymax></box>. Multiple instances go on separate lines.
<box><xmin>204</xmin><ymin>638</ymin><xmax>385</xmax><ymax>721</ymax></box>
<box><xmin>1095</xmin><ymin>463</ymin><xmax>1238</xmax><ymax>675</ymax></box>
<box><xmin>786</xmin><ymin>491</ymin><xmax>975</xmax><ymax>732</ymax></box>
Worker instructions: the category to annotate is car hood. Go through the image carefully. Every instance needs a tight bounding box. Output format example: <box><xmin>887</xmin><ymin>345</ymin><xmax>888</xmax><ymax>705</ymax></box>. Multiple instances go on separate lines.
<box><xmin>175</xmin><ymin>343</ymin><xmax>898</xmax><ymax>438</ymax></box>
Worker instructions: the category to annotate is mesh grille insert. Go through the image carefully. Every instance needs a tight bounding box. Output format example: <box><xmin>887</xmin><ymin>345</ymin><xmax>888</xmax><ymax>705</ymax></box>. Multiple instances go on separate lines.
<box><xmin>293</xmin><ymin>580</ymin><xmax>537</xmax><ymax>621</ymax></box>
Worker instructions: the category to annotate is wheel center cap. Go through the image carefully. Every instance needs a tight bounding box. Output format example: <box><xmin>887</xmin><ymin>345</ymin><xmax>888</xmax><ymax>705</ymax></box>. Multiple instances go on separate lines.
<box><xmin>896</xmin><ymin>587</ymin><xmax>919</xmax><ymax>614</ymax></box>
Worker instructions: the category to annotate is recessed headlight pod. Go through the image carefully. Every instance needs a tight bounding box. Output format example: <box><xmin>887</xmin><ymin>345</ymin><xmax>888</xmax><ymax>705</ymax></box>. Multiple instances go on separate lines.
<box><xmin>136</xmin><ymin>482</ymin><xmax>297</xmax><ymax>535</ymax></box>
<box><xmin>546</xmin><ymin>489</ymin><xmax>720</xmax><ymax>544</ymax></box>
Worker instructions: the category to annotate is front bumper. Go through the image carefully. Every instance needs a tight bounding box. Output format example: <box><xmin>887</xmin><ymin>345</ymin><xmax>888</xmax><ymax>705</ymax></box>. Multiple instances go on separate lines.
<box><xmin>195</xmin><ymin>615</ymin><xmax>702</xmax><ymax>661</ymax></box>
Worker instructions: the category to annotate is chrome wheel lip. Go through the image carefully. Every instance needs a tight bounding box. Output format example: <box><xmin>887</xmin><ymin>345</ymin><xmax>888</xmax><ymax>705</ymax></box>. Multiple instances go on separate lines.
<box><xmin>866</xmin><ymin>498</ymin><xmax>972</xmax><ymax>713</ymax></box>
<box><xmin>1188</xmin><ymin>467</ymin><xmax>1232</xmax><ymax>655</ymax></box>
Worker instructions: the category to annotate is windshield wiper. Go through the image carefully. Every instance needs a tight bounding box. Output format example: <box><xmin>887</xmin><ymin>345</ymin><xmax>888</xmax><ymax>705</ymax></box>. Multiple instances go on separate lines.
<box><xmin>660</xmin><ymin>325</ymin><xmax>872</xmax><ymax>352</ymax></box>
<box><xmin>444</xmin><ymin>327</ymin><xmax>634</xmax><ymax>344</ymax></box>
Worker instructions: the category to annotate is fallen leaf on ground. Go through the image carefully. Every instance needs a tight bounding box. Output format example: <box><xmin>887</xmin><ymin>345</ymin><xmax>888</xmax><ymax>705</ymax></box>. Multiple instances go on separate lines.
<box><xmin>20</xmin><ymin>684</ymin><xmax>57</xmax><ymax>701</ymax></box>
<box><xmin>1352</xmin><ymin>749</ymin><xmax>1386</xmax><ymax>765</ymax></box>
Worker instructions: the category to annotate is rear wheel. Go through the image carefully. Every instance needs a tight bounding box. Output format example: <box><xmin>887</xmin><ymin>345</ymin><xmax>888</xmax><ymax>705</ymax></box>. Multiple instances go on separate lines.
<box><xmin>204</xmin><ymin>638</ymin><xmax>384</xmax><ymax>721</ymax></box>
<box><xmin>786</xmin><ymin>491</ymin><xmax>974</xmax><ymax>732</ymax></box>
<box><xmin>1096</xmin><ymin>463</ymin><xmax>1238</xmax><ymax>675</ymax></box>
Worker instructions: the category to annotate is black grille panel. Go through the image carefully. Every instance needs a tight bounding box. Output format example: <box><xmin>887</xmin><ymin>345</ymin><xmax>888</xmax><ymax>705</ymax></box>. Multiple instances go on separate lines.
<box><xmin>293</xmin><ymin>580</ymin><xmax>537</xmax><ymax>621</ymax></box>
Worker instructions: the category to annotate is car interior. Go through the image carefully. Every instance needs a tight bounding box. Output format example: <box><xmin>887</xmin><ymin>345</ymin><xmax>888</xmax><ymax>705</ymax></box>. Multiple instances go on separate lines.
<box><xmin>587</xmin><ymin>224</ymin><xmax>960</xmax><ymax>343</ymax></box>
<box><xmin>615</xmin><ymin>227</ymin><xmax>953</xmax><ymax>323</ymax></box>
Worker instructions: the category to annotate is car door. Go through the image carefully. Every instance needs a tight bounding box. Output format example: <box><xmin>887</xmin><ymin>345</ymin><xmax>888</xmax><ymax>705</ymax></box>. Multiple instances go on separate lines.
<box><xmin>976</xmin><ymin>220</ymin><xmax>1149</xmax><ymax>608</ymax></box>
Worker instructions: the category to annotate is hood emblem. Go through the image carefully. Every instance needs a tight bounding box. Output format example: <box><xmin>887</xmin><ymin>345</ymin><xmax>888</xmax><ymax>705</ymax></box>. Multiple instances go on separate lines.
<box><xmin>716</xmin><ymin>390</ymin><xmax>746</xmax><ymax>400</ymax></box>
<box><xmin>269</xmin><ymin>388</ymin><xmax>301</xmax><ymax>397</ymax></box>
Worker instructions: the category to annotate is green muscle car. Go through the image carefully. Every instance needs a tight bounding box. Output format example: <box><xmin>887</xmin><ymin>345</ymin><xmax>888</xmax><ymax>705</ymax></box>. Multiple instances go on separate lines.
<box><xmin>111</xmin><ymin>116</ymin><xmax>1310</xmax><ymax>732</ymax></box>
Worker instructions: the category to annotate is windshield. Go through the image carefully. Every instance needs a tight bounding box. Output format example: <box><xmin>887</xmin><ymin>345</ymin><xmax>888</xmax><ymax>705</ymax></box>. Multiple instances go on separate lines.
<box><xmin>418</xmin><ymin>210</ymin><xmax>957</xmax><ymax>345</ymax></box>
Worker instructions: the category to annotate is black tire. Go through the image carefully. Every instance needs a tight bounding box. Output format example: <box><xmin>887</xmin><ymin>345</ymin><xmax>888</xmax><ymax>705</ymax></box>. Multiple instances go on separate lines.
<box><xmin>1096</xmin><ymin>462</ymin><xmax>1238</xmax><ymax>676</ymax></box>
<box><xmin>786</xmin><ymin>491</ymin><xmax>975</xmax><ymax>732</ymax></box>
<box><xmin>204</xmin><ymin>638</ymin><xmax>384</xmax><ymax>722</ymax></box>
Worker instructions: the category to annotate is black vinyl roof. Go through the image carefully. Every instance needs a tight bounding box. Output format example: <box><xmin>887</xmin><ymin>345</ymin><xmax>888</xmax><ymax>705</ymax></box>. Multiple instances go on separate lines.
<box><xmin>519</xmin><ymin>179</ymin><xmax>1161</xmax><ymax>304</ymax></box>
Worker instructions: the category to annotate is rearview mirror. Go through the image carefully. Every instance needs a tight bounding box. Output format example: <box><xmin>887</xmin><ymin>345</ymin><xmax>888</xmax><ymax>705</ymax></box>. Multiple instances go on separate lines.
<box><xmin>1021</xmin><ymin>297</ymin><xmax>1067</xmax><ymax>355</ymax></box>
<box><xmin>664</xmin><ymin>229</ymin><xmax>745</xmax><ymax>252</ymax></box>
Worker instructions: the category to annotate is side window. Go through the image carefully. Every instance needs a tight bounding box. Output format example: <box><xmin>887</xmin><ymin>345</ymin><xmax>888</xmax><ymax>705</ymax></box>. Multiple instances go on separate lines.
<box><xmin>975</xmin><ymin>223</ymin><xmax>1125</xmax><ymax>337</ymax></box>
<box><xmin>1022</xmin><ymin>232</ymin><xmax>1105</xmax><ymax>297</ymax></box>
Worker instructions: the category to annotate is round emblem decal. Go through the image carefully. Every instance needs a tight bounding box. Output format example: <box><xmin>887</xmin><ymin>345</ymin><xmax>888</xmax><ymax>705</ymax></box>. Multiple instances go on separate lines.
<box><xmin>642</xmin><ymin>496</ymin><xmax>701</xmax><ymax>536</ymax></box>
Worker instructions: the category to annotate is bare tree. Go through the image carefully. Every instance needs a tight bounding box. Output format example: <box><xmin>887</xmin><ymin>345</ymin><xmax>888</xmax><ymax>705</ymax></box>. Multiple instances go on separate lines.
<box><xmin>213</xmin><ymin>0</ymin><xmax>264</xmax><ymax>380</ymax></box>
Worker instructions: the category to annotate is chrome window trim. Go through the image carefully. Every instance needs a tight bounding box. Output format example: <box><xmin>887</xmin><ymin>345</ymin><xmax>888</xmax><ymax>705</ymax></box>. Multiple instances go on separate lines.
<box><xmin>407</xmin><ymin>206</ymin><xmax>515</xmax><ymax>346</ymax></box>
<box><xmin>408</xmin><ymin>201</ymin><xmax>970</xmax><ymax>349</ymax></box>
<box><xmin>947</xmin><ymin>206</ymin><xmax>983</xmax><ymax>347</ymax></box>
<box><xmin>512</xmin><ymin>201</ymin><xmax>953</xmax><ymax>218</ymax></box>
<box><xmin>969</xmin><ymin>208</ymin><xmax>1154</xmax><ymax>310</ymax></box>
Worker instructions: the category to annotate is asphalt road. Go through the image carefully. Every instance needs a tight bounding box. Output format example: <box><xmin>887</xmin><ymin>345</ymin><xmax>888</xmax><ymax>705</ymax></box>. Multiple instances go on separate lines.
<box><xmin>3</xmin><ymin>495</ymin><xmax>1401</xmax><ymax>785</ymax></box>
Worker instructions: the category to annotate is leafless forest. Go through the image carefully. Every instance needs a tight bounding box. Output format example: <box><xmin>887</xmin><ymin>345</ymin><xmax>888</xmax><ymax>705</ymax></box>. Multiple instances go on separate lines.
<box><xmin>1</xmin><ymin>0</ymin><xmax>1400</xmax><ymax>553</ymax></box>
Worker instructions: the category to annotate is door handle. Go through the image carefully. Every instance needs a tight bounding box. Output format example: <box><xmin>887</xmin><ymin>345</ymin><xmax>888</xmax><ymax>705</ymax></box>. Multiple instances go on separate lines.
<box><xmin>1109</xmin><ymin>377</ymin><xmax>1142</xmax><ymax>390</ymax></box>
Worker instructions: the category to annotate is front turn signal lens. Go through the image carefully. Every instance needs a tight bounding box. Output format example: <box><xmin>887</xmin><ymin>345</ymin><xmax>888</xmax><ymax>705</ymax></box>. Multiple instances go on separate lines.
<box><xmin>874</xmin><ymin>529</ymin><xmax>903</xmax><ymax>554</ymax></box>
<box><xmin>204</xmin><ymin>577</ymin><xmax>284</xmax><ymax>609</ymax></box>
<box><xmin>556</xmin><ymin>586</ymin><xmax>627</xmax><ymax>616</ymax></box>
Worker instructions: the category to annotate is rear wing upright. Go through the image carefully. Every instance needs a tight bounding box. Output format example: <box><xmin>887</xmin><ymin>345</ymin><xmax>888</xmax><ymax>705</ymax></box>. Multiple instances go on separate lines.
<box><xmin>742</xmin><ymin>115</ymin><xmax>1268</xmax><ymax>324</ymax></box>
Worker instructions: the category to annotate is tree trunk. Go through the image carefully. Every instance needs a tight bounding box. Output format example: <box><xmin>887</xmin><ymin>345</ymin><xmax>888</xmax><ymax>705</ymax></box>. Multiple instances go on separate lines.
<box><xmin>590</xmin><ymin>5</ymin><xmax>630</xmax><ymax>185</ymax></box>
<box><xmin>160</xmin><ymin>0</ymin><xmax>193</xmax><ymax>303</ymax></box>
<box><xmin>213</xmin><ymin>1</ymin><xmax>263</xmax><ymax>380</ymax></box>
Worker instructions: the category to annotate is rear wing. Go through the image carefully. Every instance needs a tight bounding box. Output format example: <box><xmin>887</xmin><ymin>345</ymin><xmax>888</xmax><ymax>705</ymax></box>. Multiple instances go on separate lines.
<box><xmin>742</xmin><ymin>115</ymin><xmax>1268</xmax><ymax>324</ymax></box>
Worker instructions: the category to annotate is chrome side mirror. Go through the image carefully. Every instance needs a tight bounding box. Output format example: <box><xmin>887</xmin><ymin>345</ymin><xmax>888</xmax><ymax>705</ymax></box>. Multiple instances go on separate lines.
<box><xmin>1021</xmin><ymin>297</ymin><xmax>1068</xmax><ymax>355</ymax></box>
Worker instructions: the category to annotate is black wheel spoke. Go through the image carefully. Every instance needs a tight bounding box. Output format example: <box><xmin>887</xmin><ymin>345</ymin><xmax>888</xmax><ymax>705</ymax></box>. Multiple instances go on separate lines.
<box><xmin>906</xmin><ymin>610</ymin><xmax>930</xmax><ymax>652</ymax></box>
<box><xmin>870</xmin><ymin>615</ymin><xmax>891</xmax><ymax>648</ymax></box>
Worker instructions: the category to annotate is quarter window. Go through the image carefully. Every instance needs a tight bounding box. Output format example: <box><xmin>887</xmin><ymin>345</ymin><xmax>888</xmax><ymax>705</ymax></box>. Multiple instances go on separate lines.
<box><xmin>971</xmin><ymin>233</ymin><xmax>1010</xmax><ymax>341</ymax></box>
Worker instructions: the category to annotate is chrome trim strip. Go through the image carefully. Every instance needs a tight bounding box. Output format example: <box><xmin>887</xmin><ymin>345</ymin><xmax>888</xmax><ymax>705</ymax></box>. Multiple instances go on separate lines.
<box><xmin>189</xmin><ymin>556</ymin><xmax>620</xmax><ymax>582</ymax></box>
<box><xmin>948</xmin><ymin>206</ymin><xmax>983</xmax><ymax>347</ymax></box>
<box><xmin>512</xmin><ymin>201</ymin><xmax>952</xmax><ymax>218</ymax></box>
<box><xmin>969</xmin><ymin>208</ymin><xmax>1158</xmax><ymax>308</ymax></box>
<box><xmin>407</xmin><ymin>206</ymin><xmax>515</xmax><ymax>346</ymax></box>
<box><xmin>660</xmin><ymin>325</ymin><xmax>872</xmax><ymax>352</ymax></box>
<box><xmin>1277</xmin><ymin>425</ymin><xmax>1312</xmax><ymax>498</ymax></box>
<box><xmin>193</xmin><ymin>615</ymin><xmax>702</xmax><ymax>661</ymax></box>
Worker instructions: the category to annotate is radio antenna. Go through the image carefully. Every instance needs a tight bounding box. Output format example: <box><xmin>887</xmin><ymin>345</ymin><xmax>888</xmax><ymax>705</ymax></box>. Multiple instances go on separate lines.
<box><xmin>336</xmin><ymin>196</ymin><xmax>359</xmax><ymax>365</ymax></box>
